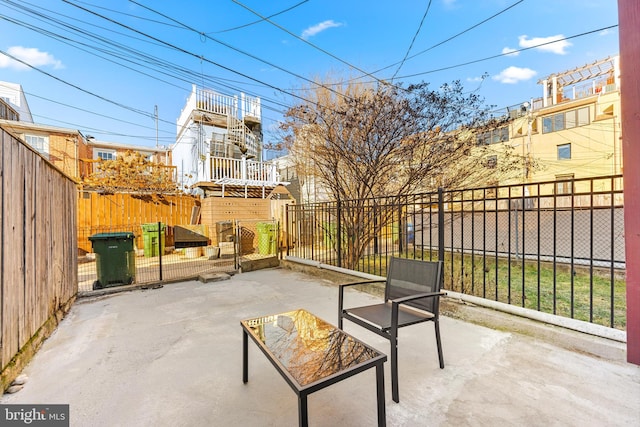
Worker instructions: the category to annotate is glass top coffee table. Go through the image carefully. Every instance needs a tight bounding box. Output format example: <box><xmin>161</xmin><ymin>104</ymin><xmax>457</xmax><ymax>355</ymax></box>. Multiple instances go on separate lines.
<box><xmin>242</xmin><ymin>309</ymin><xmax>387</xmax><ymax>427</ymax></box>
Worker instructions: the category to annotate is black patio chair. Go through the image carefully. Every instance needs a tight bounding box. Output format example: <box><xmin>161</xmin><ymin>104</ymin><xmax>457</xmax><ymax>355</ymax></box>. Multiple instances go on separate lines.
<box><xmin>338</xmin><ymin>257</ymin><xmax>445</xmax><ymax>403</ymax></box>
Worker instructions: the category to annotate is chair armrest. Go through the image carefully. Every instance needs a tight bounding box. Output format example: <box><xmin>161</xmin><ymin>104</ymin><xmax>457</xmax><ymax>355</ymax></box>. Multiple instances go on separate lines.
<box><xmin>339</xmin><ymin>280</ymin><xmax>385</xmax><ymax>289</ymax></box>
<box><xmin>391</xmin><ymin>291</ymin><xmax>446</xmax><ymax>306</ymax></box>
<box><xmin>339</xmin><ymin>280</ymin><xmax>386</xmax><ymax>311</ymax></box>
<box><xmin>390</xmin><ymin>292</ymin><xmax>446</xmax><ymax>330</ymax></box>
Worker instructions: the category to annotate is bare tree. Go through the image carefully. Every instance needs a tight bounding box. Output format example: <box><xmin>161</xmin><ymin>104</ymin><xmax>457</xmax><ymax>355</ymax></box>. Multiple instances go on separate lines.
<box><xmin>83</xmin><ymin>150</ymin><xmax>179</xmax><ymax>195</ymax></box>
<box><xmin>281</xmin><ymin>78</ymin><xmax>526</xmax><ymax>269</ymax></box>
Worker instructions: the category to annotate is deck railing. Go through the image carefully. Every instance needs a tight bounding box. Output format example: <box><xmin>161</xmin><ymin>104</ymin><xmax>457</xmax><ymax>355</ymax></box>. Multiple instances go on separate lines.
<box><xmin>210</xmin><ymin>156</ymin><xmax>280</xmax><ymax>185</ymax></box>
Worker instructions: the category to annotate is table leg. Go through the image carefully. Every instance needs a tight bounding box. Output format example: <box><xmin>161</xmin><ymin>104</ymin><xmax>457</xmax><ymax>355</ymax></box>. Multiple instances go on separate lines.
<box><xmin>298</xmin><ymin>394</ymin><xmax>308</xmax><ymax>427</ymax></box>
<box><xmin>242</xmin><ymin>329</ymin><xmax>248</xmax><ymax>383</ymax></box>
<box><xmin>376</xmin><ymin>362</ymin><xmax>386</xmax><ymax>427</ymax></box>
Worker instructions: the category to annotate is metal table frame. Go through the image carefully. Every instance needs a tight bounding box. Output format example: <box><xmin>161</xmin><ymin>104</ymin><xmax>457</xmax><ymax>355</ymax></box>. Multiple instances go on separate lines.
<box><xmin>242</xmin><ymin>310</ymin><xmax>387</xmax><ymax>427</ymax></box>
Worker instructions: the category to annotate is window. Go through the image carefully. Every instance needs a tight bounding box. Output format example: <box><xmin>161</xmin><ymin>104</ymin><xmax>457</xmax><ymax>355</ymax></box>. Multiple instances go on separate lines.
<box><xmin>542</xmin><ymin>107</ymin><xmax>590</xmax><ymax>134</ymax></box>
<box><xmin>476</xmin><ymin>132</ymin><xmax>490</xmax><ymax>145</ymax></box>
<box><xmin>485</xmin><ymin>155</ymin><xmax>497</xmax><ymax>168</ymax></box>
<box><xmin>476</xmin><ymin>126</ymin><xmax>509</xmax><ymax>145</ymax></box>
<box><xmin>96</xmin><ymin>150</ymin><xmax>115</xmax><ymax>161</ymax></box>
<box><xmin>557</xmin><ymin>144</ymin><xmax>571</xmax><ymax>160</ymax></box>
<box><xmin>25</xmin><ymin>135</ymin><xmax>49</xmax><ymax>158</ymax></box>
<box><xmin>577</xmin><ymin>107</ymin><xmax>589</xmax><ymax>126</ymax></box>
<box><xmin>555</xmin><ymin>174</ymin><xmax>574</xmax><ymax>195</ymax></box>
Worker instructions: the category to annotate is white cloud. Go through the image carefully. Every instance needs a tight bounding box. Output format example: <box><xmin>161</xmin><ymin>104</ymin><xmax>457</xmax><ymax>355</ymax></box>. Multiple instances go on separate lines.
<box><xmin>301</xmin><ymin>20</ymin><xmax>342</xmax><ymax>39</ymax></box>
<box><xmin>0</xmin><ymin>46</ymin><xmax>63</xmax><ymax>70</ymax></box>
<box><xmin>467</xmin><ymin>76</ymin><xmax>483</xmax><ymax>82</ymax></box>
<box><xmin>599</xmin><ymin>29</ymin><xmax>611</xmax><ymax>36</ymax></box>
<box><xmin>502</xmin><ymin>47</ymin><xmax>519</xmax><ymax>57</ymax></box>
<box><xmin>518</xmin><ymin>35</ymin><xmax>571</xmax><ymax>55</ymax></box>
<box><xmin>492</xmin><ymin>66</ymin><xmax>537</xmax><ymax>84</ymax></box>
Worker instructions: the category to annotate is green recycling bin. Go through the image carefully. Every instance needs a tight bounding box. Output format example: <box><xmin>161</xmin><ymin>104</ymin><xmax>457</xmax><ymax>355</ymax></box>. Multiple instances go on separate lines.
<box><xmin>89</xmin><ymin>232</ymin><xmax>136</xmax><ymax>289</ymax></box>
<box><xmin>256</xmin><ymin>222</ymin><xmax>277</xmax><ymax>255</ymax></box>
<box><xmin>141</xmin><ymin>223</ymin><xmax>166</xmax><ymax>257</ymax></box>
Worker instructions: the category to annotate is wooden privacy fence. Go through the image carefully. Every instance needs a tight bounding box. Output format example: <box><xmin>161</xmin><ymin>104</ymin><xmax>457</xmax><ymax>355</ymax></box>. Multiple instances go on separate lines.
<box><xmin>1</xmin><ymin>128</ymin><xmax>77</xmax><ymax>390</ymax></box>
<box><xmin>77</xmin><ymin>192</ymin><xmax>200</xmax><ymax>253</ymax></box>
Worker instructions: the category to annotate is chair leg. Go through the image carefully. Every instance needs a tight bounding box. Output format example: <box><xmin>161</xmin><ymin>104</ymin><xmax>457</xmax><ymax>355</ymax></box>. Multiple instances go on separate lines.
<box><xmin>391</xmin><ymin>331</ymin><xmax>399</xmax><ymax>403</ymax></box>
<box><xmin>434</xmin><ymin>319</ymin><xmax>444</xmax><ymax>369</ymax></box>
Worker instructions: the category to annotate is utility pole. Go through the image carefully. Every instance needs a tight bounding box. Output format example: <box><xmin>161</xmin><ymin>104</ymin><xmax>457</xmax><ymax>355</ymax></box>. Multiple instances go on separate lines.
<box><xmin>154</xmin><ymin>105</ymin><xmax>159</xmax><ymax>148</ymax></box>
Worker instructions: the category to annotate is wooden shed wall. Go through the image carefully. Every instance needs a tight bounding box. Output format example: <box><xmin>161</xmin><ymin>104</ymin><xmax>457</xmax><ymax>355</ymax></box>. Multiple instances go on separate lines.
<box><xmin>0</xmin><ymin>128</ymin><xmax>77</xmax><ymax>380</ymax></box>
<box><xmin>77</xmin><ymin>192</ymin><xmax>200</xmax><ymax>253</ymax></box>
<box><xmin>201</xmin><ymin>197</ymin><xmax>294</xmax><ymax>245</ymax></box>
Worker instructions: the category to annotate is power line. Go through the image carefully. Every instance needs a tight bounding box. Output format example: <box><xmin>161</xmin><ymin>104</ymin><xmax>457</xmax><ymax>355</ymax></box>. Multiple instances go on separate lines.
<box><xmin>129</xmin><ymin>0</ymin><xmax>351</xmax><ymax>100</ymax></box>
<box><xmin>0</xmin><ymin>82</ymin><xmax>174</xmax><ymax>135</ymax></box>
<box><xmin>74</xmin><ymin>0</ymin><xmax>184</xmax><ymax>29</ymax></box>
<box><xmin>382</xmin><ymin>0</ymin><xmax>526</xmax><ymax>77</ymax></box>
<box><xmin>2</xmin><ymin>0</ymin><xmax>294</xmax><ymax>115</ymax></box>
<box><xmin>394</xmin><ymin>25</ymin><xmax>619</xmax><ymax>80</ymax></box>
<box><xmin>230</xmin><ymin>0</ymin><xmax>388</xmax><ymax>86</ymax></box>
<box><xmin>207</xmin><ymin>0</ymin><xmax>309</xmax><ymax>34</ymax></box>
<box><xmin>63</xmin><ymin>0</ymin><xmax>331</xmax><ymax>109</ymax></box>
<box><xmin>392</xmin><ymin>0</ymin><xmax>432</xmax><ymax>80</ymax></box>
<box><xmin>30</xmin><ymin>113</ymin><xmax>175</xmax><ymax>141</ymax></box>
<box><xmin>0</xmin><ymin>48</ymin><xmax>163</xmax><ymax>121</ymax></box>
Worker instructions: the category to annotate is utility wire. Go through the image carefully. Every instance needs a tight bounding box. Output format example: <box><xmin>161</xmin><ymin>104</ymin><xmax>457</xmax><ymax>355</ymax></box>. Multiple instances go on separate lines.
<box><xmin>0</xmin><ymin>82</ymin><xmax>174</xmax><ymax>135</ymax></box>
<box><xmin>4</xmin><ymin>10</ymin><xmax>289</xmax><ymax>115</ymax></box>
<box><xmin>208</xmin><ymin>0</ymin><xmax>309</xmax><ymax>34</ymax></box>
<box><xmin>230</xmin><ymin>0</ymin><xmax>388</xmax><ymax>86</ymax></box>
<box><xmin>63</xmin><ymin>0</ymin><xmax>332</xmax><ymax>109</ymax></box>
<box><xmin>392</xmin><ymin>0</ymin><xmax>432</xmax><ymax>80</ymax></box>
<box><xmin>2</xmin><ymin>0</ymin><xmax>294</xmax><ymax>116</ymax></box>
<box><xmin>32</xmin><ymin>113</ymin><xmax>175</xmax><ymax>141</ymax></box>
<box><xmin>129</xmin><ymin>0</ymin><xmax>350</xmax><ymax>100</ymax></box>
<box><xmin>394</xmin><ymin>25</ymin><xmax>619</xmax><ymax>80</ymax></box>
<box><xmin>0</xmin><ymin>48</ymin><xmax>162</xmax><ymax>121</ymax></box>
<box><xmin>381</xmin><ymin>0</ymin><xmax>525</xmax><ymax>77</ymax></box>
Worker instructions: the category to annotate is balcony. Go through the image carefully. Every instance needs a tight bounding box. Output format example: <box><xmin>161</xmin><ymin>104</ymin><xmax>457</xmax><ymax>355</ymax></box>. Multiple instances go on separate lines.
<box><xmin>202</xmin><ymin>156</ymin><xmax>288</xmax><ymax>198</ymax></box>
<box><xmin>178</xmin><ymin>85</ymin><xmax>261</xmax><ymax>132</ymax></box>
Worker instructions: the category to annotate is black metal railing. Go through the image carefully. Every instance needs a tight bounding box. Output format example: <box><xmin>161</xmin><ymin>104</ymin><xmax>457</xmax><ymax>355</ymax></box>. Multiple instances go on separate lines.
<box><xmin>285</xmin><ymin>175</ymin><xmax>625</xmax><ymax>330</ymax></box>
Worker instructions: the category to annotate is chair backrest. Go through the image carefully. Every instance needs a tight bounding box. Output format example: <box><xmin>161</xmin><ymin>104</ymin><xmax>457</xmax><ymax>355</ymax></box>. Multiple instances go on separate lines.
<box><xmin>385</xmin><ymin>257</ymin><xmax>443</xmax><ymax>314</ymax></box>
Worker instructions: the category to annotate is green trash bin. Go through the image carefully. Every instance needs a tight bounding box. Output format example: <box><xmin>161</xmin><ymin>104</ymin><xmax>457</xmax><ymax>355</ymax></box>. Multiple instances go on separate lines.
<box><xmin>89</xmin><ymin>232</ymin><xmax>136</xmax><ymax>290</ymax></box>
<box><xmin>141</xmin><ymin>223</ymin><xmax>166</xmax><ymax>257</ymax></box>
<box><xmin>256</xmin><ymin>222</ymin><xmax>277</xmax><ymax>255</ymax></box>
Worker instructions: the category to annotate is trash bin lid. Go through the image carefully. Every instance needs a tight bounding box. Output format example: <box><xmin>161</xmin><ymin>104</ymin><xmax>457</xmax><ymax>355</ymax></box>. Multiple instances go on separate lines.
<box><xmin>89</xmin><ymin>232</ymin><xmax>135</xmax><ymax>241</ymax></box>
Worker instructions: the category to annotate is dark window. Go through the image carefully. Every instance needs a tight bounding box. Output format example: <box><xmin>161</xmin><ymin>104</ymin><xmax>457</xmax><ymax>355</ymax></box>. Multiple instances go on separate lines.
<box><xmin>478</xmin><ymin>127</ymin><xmax>509</xmax><ymax>144</ymax></box>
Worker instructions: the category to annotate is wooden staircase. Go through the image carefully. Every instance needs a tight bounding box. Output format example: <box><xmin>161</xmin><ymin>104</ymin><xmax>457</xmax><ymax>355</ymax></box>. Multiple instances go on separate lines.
<box><xmin>226</xmin><ymin>115</ymin><xmax>257</xmax><ymax>157</ymax></box>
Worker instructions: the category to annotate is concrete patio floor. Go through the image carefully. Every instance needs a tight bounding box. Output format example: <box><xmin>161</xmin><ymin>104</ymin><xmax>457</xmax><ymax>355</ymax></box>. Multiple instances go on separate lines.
<box><xmin>2</xmin><ymin>267</ymin><xmax>639</xmax><ymax>426</ymax></box>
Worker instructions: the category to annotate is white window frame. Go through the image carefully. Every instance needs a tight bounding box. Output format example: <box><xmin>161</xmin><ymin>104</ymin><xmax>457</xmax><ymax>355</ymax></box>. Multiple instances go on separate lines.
<box><xmin>25</xmin><ymin>134</ymin><xmax>49</xmax><ymax>159</ymax></box>
<box><xmin>96</xmin><ymin>150</ymin><xmax>116</xmax><ymax>161</ymax></box>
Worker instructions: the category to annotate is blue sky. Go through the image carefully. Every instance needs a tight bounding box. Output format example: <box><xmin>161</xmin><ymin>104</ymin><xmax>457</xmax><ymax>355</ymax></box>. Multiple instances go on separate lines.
<box><xmin>0</xmin><ymin>0</ymin><xmax>619</xmax><ymax>153</ymax></box>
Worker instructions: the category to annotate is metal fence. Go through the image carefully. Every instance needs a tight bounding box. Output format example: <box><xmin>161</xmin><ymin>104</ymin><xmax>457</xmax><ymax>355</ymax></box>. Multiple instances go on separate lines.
<box><xmin>285</xmin><ymin>175</ymin><xmax>625</xmax><ymax>330</ymax></box>
<box><xmin>78</xmin><ymin>219</ymin><xmax>279</xmax><ymax>293</ymax></box>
